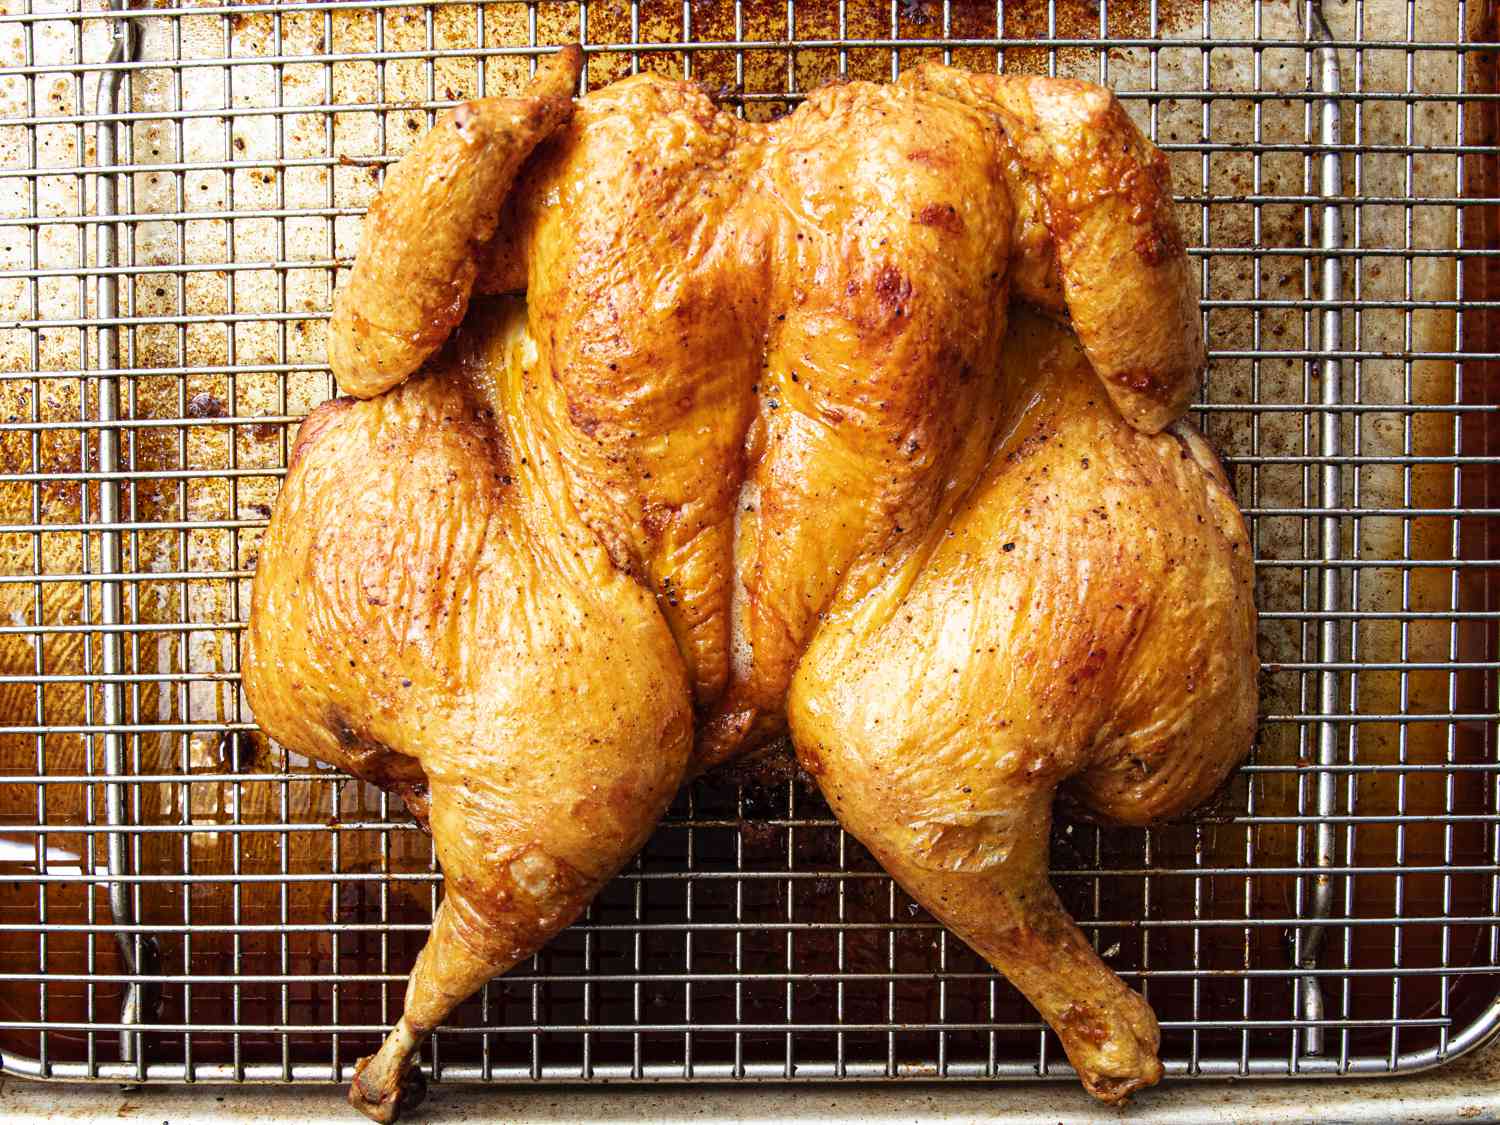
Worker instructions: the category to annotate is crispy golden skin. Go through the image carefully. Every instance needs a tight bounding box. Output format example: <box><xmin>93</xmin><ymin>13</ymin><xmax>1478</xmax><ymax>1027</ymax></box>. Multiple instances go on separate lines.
<box><xmin>245</xmin><ymin>51</ymin><xmax>1255</xmax><ymax>1118</ymax></box>
<box><xmin>480</xmin><ymin>65</ymin><xmax>1208</xmax><ymax>757</ymax></box>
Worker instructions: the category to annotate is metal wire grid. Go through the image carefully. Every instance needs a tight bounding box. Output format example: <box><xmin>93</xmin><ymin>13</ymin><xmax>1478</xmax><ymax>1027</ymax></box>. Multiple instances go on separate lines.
<box><xmin>0</xmin><ymin>0</ymin><xmax>1495</xmax><ymax>1091</ymax></box>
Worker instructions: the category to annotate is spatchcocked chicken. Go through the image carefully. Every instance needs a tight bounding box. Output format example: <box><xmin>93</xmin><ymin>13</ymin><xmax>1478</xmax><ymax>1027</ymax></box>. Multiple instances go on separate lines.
<box><xmin>243</xmin><ymin>44</ymin><xmax>1258</xmax><ymax>1120</ymax></box>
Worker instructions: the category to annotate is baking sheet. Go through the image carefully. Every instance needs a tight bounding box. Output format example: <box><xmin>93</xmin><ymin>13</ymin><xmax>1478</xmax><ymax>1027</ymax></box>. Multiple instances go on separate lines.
<box><xmin>0</xmin><ymin>0</ymin><xmax>1493</xmax><ymax>1084</ymax></box>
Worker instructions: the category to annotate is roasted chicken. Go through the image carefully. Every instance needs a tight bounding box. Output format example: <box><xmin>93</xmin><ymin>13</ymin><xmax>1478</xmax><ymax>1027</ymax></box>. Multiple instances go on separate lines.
<box><xmin>243</xmin><ymin>44</ymin><xmax>1257</xmax><ymax>1119</ymax></box>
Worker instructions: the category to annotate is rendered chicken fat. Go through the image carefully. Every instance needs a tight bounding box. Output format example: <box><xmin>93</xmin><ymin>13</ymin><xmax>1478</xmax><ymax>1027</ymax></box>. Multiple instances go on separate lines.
<box><xmin>244</xmin><ymin>44</ymin><xmax>1256</xmax><ymax>1121</ymax></box>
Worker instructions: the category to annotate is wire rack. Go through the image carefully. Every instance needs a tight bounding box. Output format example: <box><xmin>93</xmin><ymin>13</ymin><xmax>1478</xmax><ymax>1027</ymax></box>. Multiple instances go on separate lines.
<box><xmin>0</xmin><ymin>0</ymin><xmax>1498</xmax><ymax>1093</ymax></box>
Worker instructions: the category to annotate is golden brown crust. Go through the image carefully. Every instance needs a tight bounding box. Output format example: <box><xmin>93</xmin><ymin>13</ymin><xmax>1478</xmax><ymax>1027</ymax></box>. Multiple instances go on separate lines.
<box><xmin>711</xmin><ymin>79</ymin><xmax>1016</xmax><ymax>760</ymax></box>
<box><xmin>503</xmin><ymin>75</ymin><xmax>763</xmax><ymax>713</ymax></box>
<box><xmin>245</xmin><ymin>317</ymin><xmax>694</xmax><ymax>1101</ymax></box>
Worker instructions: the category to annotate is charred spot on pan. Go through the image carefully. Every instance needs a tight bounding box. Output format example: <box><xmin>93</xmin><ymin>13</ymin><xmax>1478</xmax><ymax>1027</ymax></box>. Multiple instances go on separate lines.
<box><xmin>186</xmin><ymin>392</ymin><xmax>227</xmax><ymax>419</ymax></box>
<box><xmin>216</xmin><ymin>728</ymin><xmax>260</xmax><ymax>772</ymax></box>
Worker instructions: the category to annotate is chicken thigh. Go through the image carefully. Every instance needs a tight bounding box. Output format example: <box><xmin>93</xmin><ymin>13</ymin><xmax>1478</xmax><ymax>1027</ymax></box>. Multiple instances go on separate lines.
<box><xmin>244</xmin><ymin>46</ymin><xmax>1256</xmax><ymax>1119</ymax></box>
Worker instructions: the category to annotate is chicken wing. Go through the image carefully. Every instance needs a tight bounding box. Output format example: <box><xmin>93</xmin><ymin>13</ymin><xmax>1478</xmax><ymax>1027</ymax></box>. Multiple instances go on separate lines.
<box><xmin>326</xmin><ymin>47</ymin><xmax>580</xmax><ymax>398</ymax></box>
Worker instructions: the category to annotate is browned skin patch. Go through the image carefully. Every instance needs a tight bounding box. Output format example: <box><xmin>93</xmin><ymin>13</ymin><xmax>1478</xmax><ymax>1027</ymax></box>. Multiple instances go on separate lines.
<box><xmin>907</xmin><ymin>147</ymin><xmax>953</xmax><ymax>168</ymax></box>
<box><xmin>917</xmin><ymin>201</ymin><xmax>964</xmax><ymax>234</ymax></box>
<box><xmin>789</xmin><ymin>313</ymin><xmax>1251</xmax><ymax>1104</ymax></box>
<box><xmin>1116</xmin><ymin>368</ymin><xmax>1164</xmax><ymax>393</ymax></box>
<box><xmin>1059</xmin><ymin>1002</ymin><xmax>1114</xmax><ymax>1048</ymax></box>
<box><xmin>873</xmin><ymin>265</ymin><xmax>914</xmax><ymax>315</ymax></box>
<box><xmin>330</xmin><ymin>710</ymin><xmax>433</xmax><ymax>831</ymax></box>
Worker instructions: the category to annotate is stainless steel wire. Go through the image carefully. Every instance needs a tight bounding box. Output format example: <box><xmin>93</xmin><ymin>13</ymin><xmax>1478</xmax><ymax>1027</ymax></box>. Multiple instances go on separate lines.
<box><xmin>0</xmin><ymin>0</ymin><xmax>1496</xmax><ymax>1092</ymax></box>
<box><xmin>1292</xmin><ymin>0</ymin><xmax>1346</xmax><ymax>1060</ymax></box>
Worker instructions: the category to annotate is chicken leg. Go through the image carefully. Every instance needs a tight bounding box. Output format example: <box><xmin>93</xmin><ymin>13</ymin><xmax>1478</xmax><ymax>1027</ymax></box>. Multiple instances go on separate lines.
<box><xmin>243</xmin><ymin>310</ymin><xmax>694</xmax><ymax>1121</ymax></box>
<box><xmin>789</xmin><ymin>311</ymin><xmax>1257</xmax><ymax>1100</ymax></box>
